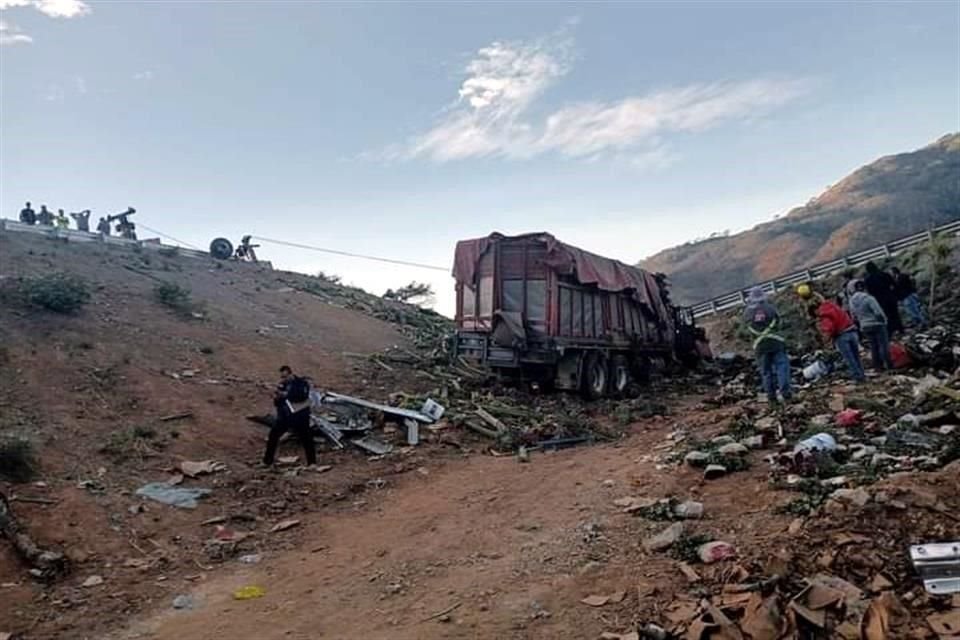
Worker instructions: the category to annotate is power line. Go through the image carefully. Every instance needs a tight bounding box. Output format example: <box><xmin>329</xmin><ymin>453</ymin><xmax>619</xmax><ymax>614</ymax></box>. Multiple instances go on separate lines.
<box><xmin>252</xmin><ymin>235</ymin><xmax>450</xmax><ymax>272</ymax></box>
<box><xmin>138</xmin><ymin>223</ymin><xmax>202</xmax><ymax>250</ymax></box>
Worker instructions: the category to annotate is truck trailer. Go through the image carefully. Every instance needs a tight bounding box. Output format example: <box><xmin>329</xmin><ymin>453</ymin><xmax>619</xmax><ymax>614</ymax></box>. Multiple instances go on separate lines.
<box><xmin>453</xmin><ymin>232</ymin><xmax>707</xmax><ymax>398</ymax></box>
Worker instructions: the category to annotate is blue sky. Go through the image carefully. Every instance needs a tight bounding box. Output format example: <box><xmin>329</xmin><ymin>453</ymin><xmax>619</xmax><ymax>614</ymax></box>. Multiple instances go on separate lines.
<box><xmin>2</xmin><ymin>1</ymin><xmax>958</xmax><ymax>315</ymax></box>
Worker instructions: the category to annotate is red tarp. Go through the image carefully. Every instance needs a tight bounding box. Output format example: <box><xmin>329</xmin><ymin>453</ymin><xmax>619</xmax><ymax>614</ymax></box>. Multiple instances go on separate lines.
<box><xmin>453</xmin><ymin>232</ymin><xmax>672</xmax><ymax>324</ymax></box>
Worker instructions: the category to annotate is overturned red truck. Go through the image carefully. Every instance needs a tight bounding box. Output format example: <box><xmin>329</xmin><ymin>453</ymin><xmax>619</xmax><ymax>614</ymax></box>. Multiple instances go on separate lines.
<box><xmin>453</xmin><ymin>232</ymin><xmax>709</xmax><ymax>398</ymax></box>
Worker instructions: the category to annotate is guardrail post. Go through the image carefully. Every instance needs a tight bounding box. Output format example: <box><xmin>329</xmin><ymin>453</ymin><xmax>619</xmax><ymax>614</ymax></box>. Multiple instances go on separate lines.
<box><xmin>738</xmin><ymin>291</ymin><xmax>746</xmax><ymax>304</ymax></box>
<box><xmin>926</xmin><ymin>230</ymin><xmax>935</xmax><ymax>242</ymax></box>
<box><xmin>710</xmin><ymin>301</ymin><xmax>718</xmax><ymax>314</ymax></box>
<box><xmin>805</xmin><ymin>270</ymin><xmax>813</xmax><ymax>281</ymax></box>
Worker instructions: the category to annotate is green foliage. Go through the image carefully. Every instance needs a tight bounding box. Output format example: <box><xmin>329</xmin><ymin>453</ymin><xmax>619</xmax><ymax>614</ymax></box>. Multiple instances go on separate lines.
<box><xmin>316</xmin><ymin>271</ymin><xmax>342</xmax><ymax>284</ymax></box>
<box><xmin>154</xmin><ymin>281</ymin><xmax>193</xmax><ymax>313</ymax></box>
<box><xmin>0</xmin><ymin>437</ymin><xmax>37</xmax><ymax>483</ymax></box>
<box><xmin>670</xmin><ymin>533</ymin><xmax>712</xmax><ymax>563</ymax></box>
<box><xmin>383</xmin><ymin>281</ymin><xmax>435</xmax><ymax>307</ymax></box>
<box><xmin>773</xmin><ymin>477</ymin><xmax>832</xmax><ymax>515</ymax></box>
<box><xmin>637</xmin><ymin>498</ymin><xmax>678</xmax><ymax>521</ymax></box>
<box><xmin>726</xmin><ymin>415</ymin><xmax>757</xmax><ymax>440</ymax></box>
<box><xmin>21</xmin><ymin>272</ymin><xmax>91</xmax><ymax>313</ymax></box>
<box><xmin>707</xmin><ymin>451</ymin><xmax>751</xmax><ymax>472</ymax></box>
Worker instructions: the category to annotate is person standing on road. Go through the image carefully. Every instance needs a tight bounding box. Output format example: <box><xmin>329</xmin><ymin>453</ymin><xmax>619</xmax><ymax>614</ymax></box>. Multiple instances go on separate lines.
<box><xmin>37</xmin><ymin>205</ymin><xmax>54</xmax><ymax>226</ymax></box>
<box><xmin>55</xmin><ymin>209</ymin><xmax>69</xmax><ymax>229</ymax></box>
<box><xmin>743</xmin><ymin>287</ymin><xmax>792</xmax><ymax>404</ymax></box>
<box><xmin>849</xmin><ymin>281</ymin><xmax>893</xmax><ymax>371</ymax></box>
<box><xmin>891</xmin><ymin>267</ymin><xmax>928</xmax><ymax>329</ymax></box>
<box><xmin>19</xmin><ymin>202</ymin><xmax>37</xmax><ymax>225</ymax></box>
<box><xmin>863</xmin><ymin>262</ymin><xmax>903</xmax><ymax>335</ymax></box>
<box><xmin>262</xmin><ymin>366</ymin><xmax>317</xmax><ymax>468</ymax></box>
<box><xmin>810</xmin><ymin>293</ymin><xmax>865</xmax><ymax>382</ymax></box>
<box><xmin>70</xmin><ymin>209</ymin><xmax>92</xmax><ymax>232</ymax></box>
<box><xmin>97</xmin><ymin>217</ymin><xmax>111</xmax><ymax>235</ymax></box>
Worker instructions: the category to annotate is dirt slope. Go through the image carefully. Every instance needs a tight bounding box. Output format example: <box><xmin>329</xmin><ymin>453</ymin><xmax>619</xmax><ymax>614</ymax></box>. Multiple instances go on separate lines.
<box><xmin>0</xmin><ymin>230</ymin><xmax>442</xmax><ymax>638</ymax></box>
<box><xmin>642</xmin><ymin>133</ymin><xmax>960</xmax><ymax>303</ymax></box>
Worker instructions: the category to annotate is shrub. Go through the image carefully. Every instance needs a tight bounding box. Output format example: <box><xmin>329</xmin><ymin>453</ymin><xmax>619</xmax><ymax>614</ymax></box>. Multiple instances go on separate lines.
<box><xmin>0</xmin><ymin>437</ymin><xmax>37</xmax><ymax>483</ymax></box>
<box><xmin>154</xmin><ymin>281</ymin><xmax>193</xmax><ymax>312</ymax></box>
<box><xmin>21</xmin><ymin>273</ymin><xmax>91</xmax><ymax>313</ymax></box>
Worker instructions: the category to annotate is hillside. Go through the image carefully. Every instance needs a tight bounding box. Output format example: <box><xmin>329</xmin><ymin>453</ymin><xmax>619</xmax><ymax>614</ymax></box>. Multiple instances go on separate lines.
<box><xmin>642</xmin><ymin>133</ymin><xmax>960</xmax><ymax>303</ymax></box>
<box><xmin>1</xmin><ymin>226</ymin><xmax>959</xmax><ymax>640</ymax></box>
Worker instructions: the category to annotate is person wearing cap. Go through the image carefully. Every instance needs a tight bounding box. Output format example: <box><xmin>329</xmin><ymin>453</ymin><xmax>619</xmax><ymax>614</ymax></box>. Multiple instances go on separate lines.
<box><xmin>809</xmin><ymin>292</ymin><xmax>865</xmax><ymax>382</ymax></box>
<box><xmin>743</xmin><ymin>287</ymin><xmax>791</xmax><ymax>403</ymax></box>
<box><xmin>849</xmin><ymin>280</ymin><xmax>893</xmax><ymax>370</ymax></box>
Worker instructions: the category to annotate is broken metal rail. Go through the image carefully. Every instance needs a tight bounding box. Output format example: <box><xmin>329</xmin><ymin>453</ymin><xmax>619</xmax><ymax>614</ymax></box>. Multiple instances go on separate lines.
<box><xmin>689</xmin><ymin>219</ymin><xmax>960</xmax><ymax>319</ymax></box>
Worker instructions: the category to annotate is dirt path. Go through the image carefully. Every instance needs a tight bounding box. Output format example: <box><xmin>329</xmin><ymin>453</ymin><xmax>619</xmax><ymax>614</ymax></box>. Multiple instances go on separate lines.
<box><xmin>107</xmin><ymin>406</ymin><xmax>792</xmax><ymax>640</ymax></box>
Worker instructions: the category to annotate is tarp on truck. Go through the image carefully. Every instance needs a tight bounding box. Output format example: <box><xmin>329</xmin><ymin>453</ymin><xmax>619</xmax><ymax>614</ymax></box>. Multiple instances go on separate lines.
<box><xmin>453</xmin><ymin>232</ymin><xmax>672</xmax><ymax>325</ymax></box>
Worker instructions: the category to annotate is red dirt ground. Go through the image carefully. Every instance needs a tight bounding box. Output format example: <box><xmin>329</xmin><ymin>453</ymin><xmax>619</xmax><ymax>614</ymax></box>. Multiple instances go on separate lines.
<box><xmin>1</xmin><ymin>231</ymin><xmax>958</xmax><ymax>640</ymax></box>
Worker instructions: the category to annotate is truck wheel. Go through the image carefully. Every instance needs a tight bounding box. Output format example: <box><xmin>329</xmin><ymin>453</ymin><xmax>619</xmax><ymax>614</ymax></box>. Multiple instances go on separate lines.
<box><xmin>581</xmin><ymin>352</ymin><xmax>608</xmax><ymax>400</ymax></box>
<box><xmin>610</xmin><ymin>356</ymin><xmax>631</xmax><ymax>397</ymax></box>
<box><xmin>209</xmin><ymin>237</ymin><xmax>234</xmax><ymax>260</ymax></box>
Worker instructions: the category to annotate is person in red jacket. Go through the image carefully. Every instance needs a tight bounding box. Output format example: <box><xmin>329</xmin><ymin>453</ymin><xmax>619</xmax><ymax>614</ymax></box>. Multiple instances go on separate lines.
<box><xmin>809</xmin><ymin>294</ymin><xmax>865</xmax><ymax>382</ymax></box>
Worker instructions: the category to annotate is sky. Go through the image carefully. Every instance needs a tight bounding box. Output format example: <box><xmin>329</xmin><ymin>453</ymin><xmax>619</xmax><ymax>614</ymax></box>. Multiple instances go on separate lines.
<box><xmin>1</xmin><ymin>1</ymin><xmax>958</xmax><ymax>316</ymax></box>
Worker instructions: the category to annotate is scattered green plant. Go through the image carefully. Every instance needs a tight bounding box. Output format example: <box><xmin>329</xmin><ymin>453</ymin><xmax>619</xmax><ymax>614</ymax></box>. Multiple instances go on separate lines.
<box><xmin>670</xmin><ymin>533</ymin><xmax>712</xmax><ymax>563</ymax></box>
<box><xmin>21</xmin><ymin>272</ymin><xmax>91</xmax><ymax>313</ymax></box>
<box><xmin>154</xmin><ymin>281</ymin><xmax>194</xmax><ymax>314</ymax></box>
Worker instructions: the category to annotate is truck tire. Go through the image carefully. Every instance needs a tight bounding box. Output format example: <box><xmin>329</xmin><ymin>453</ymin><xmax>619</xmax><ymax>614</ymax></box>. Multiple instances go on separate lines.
<box><xmin>610</xmin><ymin>355</ymin><xmax>631</xmax><ymax>397</ymax></box>
<box><xmin>581</xmin><ymin>352</ymin><xmax>608</xmax><ymax>400</ymax></box>
<box><xmin>209</xmin><ymin>237</ymin><xmax>234</xmax><ymax>260</ymax></box>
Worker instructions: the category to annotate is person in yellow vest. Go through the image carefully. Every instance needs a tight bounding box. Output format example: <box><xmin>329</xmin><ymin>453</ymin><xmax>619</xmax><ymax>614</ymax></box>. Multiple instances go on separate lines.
<box><xmin>743</xmin><ymin>287</ymin><xmax>791</xmax><ymax>404</ymax></box>
<box><xmin>55</xmin><ymin>209</ymin><xmax>70</xmax><ymax>229</ymax></box>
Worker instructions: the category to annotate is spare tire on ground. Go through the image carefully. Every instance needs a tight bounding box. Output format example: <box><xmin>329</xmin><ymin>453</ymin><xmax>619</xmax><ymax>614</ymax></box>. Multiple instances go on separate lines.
<box><xmin>209</xmin><ymin>237</ymin><xmax>234</xmax><ymax>260</ymax></box>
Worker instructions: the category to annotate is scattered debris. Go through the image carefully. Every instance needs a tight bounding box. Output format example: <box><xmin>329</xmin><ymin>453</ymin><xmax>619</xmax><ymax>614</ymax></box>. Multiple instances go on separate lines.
<box><xmin>172</xmin><ymin>594</ymin><xmax>195</xmax><ymax>610</ymax></box>
<box><xmin>178</xmin><ymin>460</ymin><xmax>226</xmax><ymax>478</ymax></box>
<box><xmin>909</xmin><ymin>541</ymin><xmax>960</xmax><ymax>595</ymax></box>
<box><xmin>80</xmin><ymin>575</ymin><xmax>104</xmax><ymax>588</ymax></box>
<box><xmin>698</xmin><ymin>541</ymin><xmax>737</xmax><ymax>564</ymax></box>
<box><xmin>270</xmin><ymin>518</ymin><xmax>301</xmax><ymax>533</ymax></box>
<box><xmin>643</xmin><ymin>522</ymin><xmax>685</xmax><ymax>552</ymax></box>
<box><xmin>135</xmin><ymin>483</ymin><xmax>211</xmax><ymax>509</ymax></box>
<box><xmin>232</xmin><ymin>585</ymin><xmax>266</xmax><ymax>600</ymax></box>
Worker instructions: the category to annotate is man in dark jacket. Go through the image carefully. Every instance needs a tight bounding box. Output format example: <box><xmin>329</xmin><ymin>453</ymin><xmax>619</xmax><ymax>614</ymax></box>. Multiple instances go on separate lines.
<box><xmin>19</xmin><ymin>202</ymin><xmax>36</xmax><ymax>225</ymax></box>
<box><xmin>262</xmin><ymin>366</ymin><xmax>317</xmax><ymax>468</ymax></box>
<box><xmin>863</xmin><ymin>262</ymin><xmax>903</xmax><ymax>335</ymax></box>
<box><xmin>891</xmin><ymin>267</ymin><xmax>928</xmax><ymax>329</ymax></box>
<box><xmin>743</xmin><ymin>287</ymin><xmax>791</xmax><ymax>404</ymax></box>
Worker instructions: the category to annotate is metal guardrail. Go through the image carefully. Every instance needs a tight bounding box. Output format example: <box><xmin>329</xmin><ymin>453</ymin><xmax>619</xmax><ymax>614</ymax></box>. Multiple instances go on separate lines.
<box><xmin>0</xmin><ymin>218</ymin><xmax>212</xmax><ymax>260</ymax></box>
<box><xmin>689</xmin><ymin>219</ymin><xmax>960</xmax><ymax>319</ymax></box>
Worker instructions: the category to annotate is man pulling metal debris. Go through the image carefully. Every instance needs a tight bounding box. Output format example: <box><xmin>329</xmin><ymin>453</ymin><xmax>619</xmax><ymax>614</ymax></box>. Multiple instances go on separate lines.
<box><xmin>262</xmin><ymin>366</ymin><xmax>317</xmax><ymax>468</ymax></box>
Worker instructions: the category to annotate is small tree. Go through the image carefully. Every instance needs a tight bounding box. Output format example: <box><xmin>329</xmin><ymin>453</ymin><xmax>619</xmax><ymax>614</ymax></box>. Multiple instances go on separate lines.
<box><xmin>383</xmin><ymin>281</ymin><xmax>435</xmax><ymax>307</ymax></box>
<box><xmin>21</xmin><ymin>273</ymin><xmax>91</xmax><ymax>313</ymax></box>
<box><xmin>154</xmin><ymin>281</ymin><xmax>194</xmax><ymax>314</ymax></box>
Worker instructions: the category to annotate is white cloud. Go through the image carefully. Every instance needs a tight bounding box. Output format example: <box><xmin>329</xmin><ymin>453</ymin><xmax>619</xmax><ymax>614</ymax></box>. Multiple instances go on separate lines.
<box><xmin>390</xmin><ymin>33</ymin><xmax>812</xmax><ymax>165</ymax></box>
<box><xmin>0</xmin><ymin>0</ymin><xmax>90</xmax><ymax>18</ymax></box>
<box><xmin>0</xmin><ymin>17</ymin><xmax>32</xmax><ymax>44</ymax></box>
<box><xmin>133</xmin><ymin>70</ymin><xmax>155</xmax><ymax>81</ymax></box>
